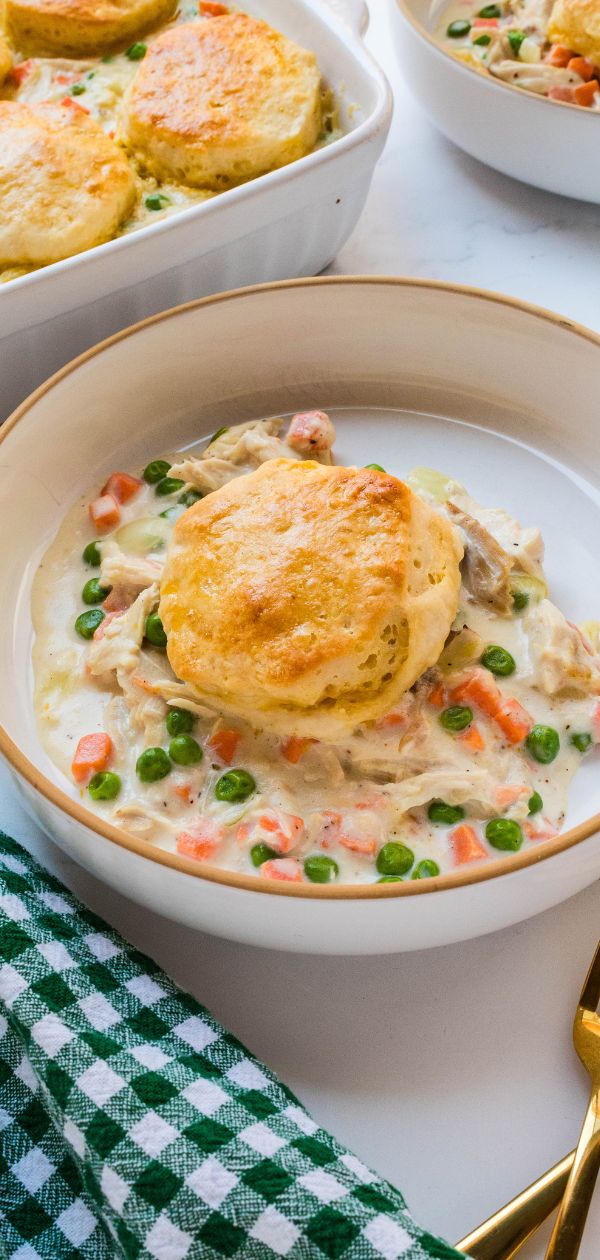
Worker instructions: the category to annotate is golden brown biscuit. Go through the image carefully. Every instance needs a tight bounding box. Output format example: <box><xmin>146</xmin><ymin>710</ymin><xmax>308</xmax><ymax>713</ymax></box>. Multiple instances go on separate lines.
<box><xmin>159</xmin><ymin>459</ymin><xmax>463</xmax><ymax>737</ymax></box>
<box><xmin>547</xmin><ymin>0</ymin><xmax>600</xmax><ymax>62</ymax></box>
<box><xmin>0</xmin><ymin>37</ymin><xmax>13</xmax><ymax>82</ymax></box>
<box><xmin>0</xmin><ymin>101</ymin><xmax>136</xmax><ymax>266</ymax></box>
<box><xmin>4</xmin><ymin>0</ymin><xmax>176</xmax><ymax>57</ymax></box>
<box><xmin>121</xmin><ymin>14</ymin><xmax>322</xmax><ymax>189</ymax></box>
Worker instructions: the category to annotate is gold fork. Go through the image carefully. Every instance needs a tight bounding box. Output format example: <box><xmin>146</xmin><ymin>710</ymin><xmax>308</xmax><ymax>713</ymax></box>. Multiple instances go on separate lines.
<box><xmin>544</xmin><ymin>940</ymin><xmax>600</xmax><ymax>1259</ymax></box>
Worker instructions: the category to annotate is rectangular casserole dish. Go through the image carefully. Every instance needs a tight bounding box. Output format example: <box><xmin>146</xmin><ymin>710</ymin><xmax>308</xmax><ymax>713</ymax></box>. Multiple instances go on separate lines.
<box><xmin>0</xmin><ymin>0</ymin><xmax>392</xmax><ymax>419</ymax></box>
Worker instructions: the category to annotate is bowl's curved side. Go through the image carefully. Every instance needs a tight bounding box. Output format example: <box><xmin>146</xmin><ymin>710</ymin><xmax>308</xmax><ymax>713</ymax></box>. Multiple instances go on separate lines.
<box><xmin>3</xmin><ymin>276</ymin><xmax>600</xmax><ymax>950</ymax></box>
<box><xmin>10</xmin><ymin>763</ymin><xmax>600</xmax><ymax>953</ymax></box>
<box><xmin>389</xmin><ymin>0</ymin><xmax>600</xmax><ymax>204</ymax></box>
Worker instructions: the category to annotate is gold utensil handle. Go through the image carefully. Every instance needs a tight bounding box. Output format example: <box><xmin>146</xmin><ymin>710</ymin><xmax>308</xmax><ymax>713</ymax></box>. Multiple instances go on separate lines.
<box><xmin>456</xmin><ymin>1150</ymin><xmax>574</xmax><ymax>1259</ymax></box>
<box><xmin>544</xmin><ymin>1089</ymin><xmax>600</xmax><ymax>1260</ymax></box>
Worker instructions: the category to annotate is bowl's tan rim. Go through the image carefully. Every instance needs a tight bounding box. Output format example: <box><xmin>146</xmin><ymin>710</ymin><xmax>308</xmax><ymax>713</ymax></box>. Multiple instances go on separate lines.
<box><xmin>392</xmin><ymin>0</ymin><xmax>600</xmax><ymax>119</ymax></box>
<box><xmin>3</xmin><ymin>273</ymin><xmax>600</xmax><ymax>901</ymax></box>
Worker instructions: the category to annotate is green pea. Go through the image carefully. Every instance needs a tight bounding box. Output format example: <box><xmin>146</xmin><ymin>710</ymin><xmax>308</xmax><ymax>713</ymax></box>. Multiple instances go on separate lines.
<box><xmin>166</xmin><ymin>707</ymin><xmax>195</xmax><ymax>736</ymax></box>
<box><xmin>145</xmin><ymin>193</ymin><xmax>171</xmax><ymax>212</ymax></box>
<box><xmin>88</xmin><ymin>771</ymin><xmax>121</xmax><ymax>801</ymax></box>
<box><xmin>571</xmin><ymin>732</ymin><xmax>592</xmax><ymax>753</ymax></box>
<box><xmin>412</xmin><ymin>859</ymin><xmax>440</xmax><ymax>879</ymax></box>
<box><xmin>472</xmin><ymin>32</ymin><xmax>491</xmax><ymax>43</ymax></box>
<box><xmin>364</xmin><ymin>463</ymin><xmax>386</xmax><ymax>472</ymax></box>
<box><xmin>251</xmin><ymin>843</ymin><xmax>277</xmax><ymax>867</ymax></box>
<box><xmin>528</xmin><ymin>791</ymin><xmax>543</xmax><ymax>815</ymax></box>
<box><xmin>75</xmin><ymin>609</ymin><xmax>105</xmax><ymax>639</ymax></box>
<box><xmin>447</xmin><ymin>18</ymin><xmax>471</xmax><ymax>36</ymax></box>
<box><xmin>82</xmin><ymin>578</ymin><xmax>111</xmax><ymax>605</ymax></box>
<box><xmin>215</xmin><ymin>769</ymin><xmax>256</xmax><ymax>803</ymax></box>
<box><xmin>478</xmin><ymin>3</ymin><xmax>501</xmax><ymax>15</ymax></box>
<box><xmin>507</xmin><ymin>29</ymin><xmax>526</xmax><ymax>53</ymax></box>
<box><xmin>156</xmin><ymin>477</ymin><xmax>185</xmax><ymax>496</ymax></box>
<box><xmin>143</xmin><ymin>459</ymin><xmax>172</xmax><ymax>484</ymax></box>
<box><xmin>480</xmin><ymin>645</ymin><xmax>516</xmax><ymax>677</ymax></box>
<box><xmin>485</xmin><ymin>818</ymin><xmax>523</xmax><ymax>851</ymax></box>
<box><xmin>179</xmin><ymin>489</ymin><xmax>204</xmax><ymax>507</ymax></box>
<box><xmin>512</xmin><ymin>589</ymin><xmax>529</xmax><ymax>612</ymax></box>
<box><xmin>440</xmin><ymin>705</ymin><xmax>473</xmax><ymax>732</ymax></box>
<box><xmin>169</xmin><ymin>735</ymin><xmax>203</xmax><ymax>766</ymax></box>
<box><xmin>82</xmin><ymin>541</ymin><xmax>101</xmax><ymax>567</ymax></box>
<box><xmin>136</xmin><ymin>747</ymin><xmax>171</xmax><ymax>783</ymax></box>
<box><xmin>377</xmin><ymin>876</ymin><xmax>404</xmax><ymax>883</ymax></box>
<box><xmin>208</xmin><ymin>426</ymin><xmax>229</xmax><ymax>445</ymax></box>
<box><xmin>126</xmin><ymin>41</ymin><xmax>147</xmax><ymax>59</ymax></box>
<box><xmin>304</xmin><ymin>855</ymin><xmax>339</xmax><ymax>884</ymax></box>
<box><xmin>526</xmin><ymin>724</ymin><xmax>560</xmax><ymax>765</ymax></box>
<box><xmin>145</xmin><ymin>612</ymin><xmax>167</xmax><ymax>649</ymax></box>
<box><xmin>70</xmin><ymin>83</ymin><xmax>86</xmax><ymax>95</ymax></box>
<box><xmin>427</xmin><ymin>800</ymin><xmax>465</xmax><ymax>826</ymax></box>
<box><xmin>376</xmin><ymin>842</ymin><xmax>414</xmax><ymax>877</ymax></box>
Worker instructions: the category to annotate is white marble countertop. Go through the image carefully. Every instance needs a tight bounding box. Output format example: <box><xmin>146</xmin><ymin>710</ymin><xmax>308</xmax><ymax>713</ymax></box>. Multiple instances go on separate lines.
<box><xmin>4</xmin><ymin>3</ymin><xmax>600</xmax><ymax>1257</ymax></box>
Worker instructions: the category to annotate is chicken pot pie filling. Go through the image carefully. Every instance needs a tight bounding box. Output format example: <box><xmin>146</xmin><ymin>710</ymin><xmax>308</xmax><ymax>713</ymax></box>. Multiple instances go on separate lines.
<box><xmin>32</xmin><ymin>415</ymin><xmax>600</xmax><ymax>886</ymax></box>
<box><xmin>0</xmin><ymin>3</ymin><xmax>338</xmax><ymax>283</ymax></box>
<box><xmin>436</xmin><ymin>0</ymin><xmax>600</xmax><ymax>109</ymax></box>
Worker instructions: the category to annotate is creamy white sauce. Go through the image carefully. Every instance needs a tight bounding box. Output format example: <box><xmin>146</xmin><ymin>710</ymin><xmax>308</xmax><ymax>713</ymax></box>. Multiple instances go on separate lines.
<box><xmin>31</xmin><ymin>417</ymin><xmax>600</xmax><ymax>885</ymax></box>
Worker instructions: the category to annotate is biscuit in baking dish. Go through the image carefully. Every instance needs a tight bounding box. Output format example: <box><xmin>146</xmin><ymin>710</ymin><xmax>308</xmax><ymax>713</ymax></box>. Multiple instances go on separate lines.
<box><xmin>547</xmin><ymin>0</ymin><xmax>600</xmax><ymax>62</ymax></box>
<box><xmin>0</xmin><ymin>37</ymin><xmax>13</xmax><ymax>82</ymax></box>
<box><xmin>159</xmin><ymin>459</ymin><xmax>463</xmax><ymax>737</ymax></box>
<box><xmin>0</xmin><ymin>101</ymin><xmax>136</xmax><ymax>266</ymax></box>
<box><xmin>3</xmin><ymin>0</ymin><xmax>176</xmax><ymax>57</ymax></box>
<box><xmin>121</xmin><ymin>14</ymin><xmax>322</xmax><ymax>189</ymax></box>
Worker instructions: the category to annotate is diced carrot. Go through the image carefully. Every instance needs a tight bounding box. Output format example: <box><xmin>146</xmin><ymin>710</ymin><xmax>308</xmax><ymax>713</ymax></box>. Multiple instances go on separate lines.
<box><xmin>495</xmin><ymin>783</ymin><xmax>529</xmax><ymax>809</ymax></box>
<box><xmin>449</xmin><ymin>824</ymin><xmax>487</xmax><ymax>865</ymax></box>
<box><xmin>55</xmin><ymin>71</ymin><xmax>79</xmax><ymax>84</ymax></box>
<box><xmin>452</xmin><ymin>668</ymin><xmax>502</xmax><ymax>718</ymax></box>
<box><xmin>427</xmin><ymin>681</ymin><xmax>447</xmax><ymax>710</ymax></box>
<box><xmin>545</xmin><ymin>44</ymin><xmax>574</xmax><ymax>67</ymax></box>
<box><xmin>574</xmin><ymin>79</ymin><xmax>600</xmax><ymax>106</ymax></box>
<box><xmin>316</xmin><ymin>810</ymin><xmax>342</xmax><ymax>849</ymax></box>
<box><xmin>101</xmin><ymin>471</ymin><xmax>143</xmax><ymax>505</ymax></box>
<box><xmin>173</xmin><ymin>782</ymin><xmax>194</xmax><ymax>802</ymax></box>
<box><xmin>200</xmin><ymin>0</ymin><xmax>228</xmax><ymax>11</ymax></box>
<box><xmin>10</xmin><ymin>59</ymin><xmax>34</xmax><ymax>85</ymax></box>
<box><xmin>236</xmin><ymin>810</ymin><xmax>304</xmax><ymax>855</ymax></box>
<box><xmin>208</xmin><ymin>727</ymin><xmax>240</xmax><ymax>764</ymax></box>
<box><xmin>282</xmin><ymin>736</ymin><xmax>314</xmax><ymax>763</ymax></box>
<box><xmin>494</xmin><ymin>698</ymin><xmax>533</xmax><ymax>745</ymax></box>
<box><xmin>458</xmin><ymin>724</ymin><xmax>485</xmax><ymax>752</ymax></box>
<box><xmin>568</xmin><ymin>56</ymin><xmax>595</xmax><ymax>80</ymax></box>
<box><xmin>524</xmin><ymin>819</ymin><xmax>558</xmax><ymax>842</ymax></box>
<box><xmin>60</xmin><ymin>95</ymin><xmax>88</xmax><ymax>113</ymax></box>
<box><xmin>102</xmin><ymin>590</ymin><xmax>131</xmax><ymax>613</ymax></box>
<box><xmin>472</xmin><ymin>15</ymin><xmax>498</xmax><ymax>24</ymax></box>
<box><xmin>89</xmin><ymin>494</ymin><xmax>120</xmax><ymax>533</ymax></box>
<box><xmin>72</xmin><ymin>732</ymin><xmax>113</xmax><ymax>784</ymax></box>
<box><xmin>548</xmin><ymin>86</ymin><xmax>575</xmax><ymax>102</ymax></box>
<box><xmin>131</xmin><ymin>673</ymin><xmax>155</xmax><ymax>693</ymax></box>
<box><xmin>176</xmin><ymin>818</ymin><xmax>224</xmax><ymax>861</ymax></box>
<box><xmin>355</xmin><ymin>794</ymin><xmax>388</xmax><ymax>810</ymax></box>
<box><xmin>260</xmin><ymin>858</ymin><xmax>303</xmax><ymax>882</ymax></box>
<box><xmin>340</xmin><ymin>834</ymin><xmax>377</xmax><ymax>857</ymax></box>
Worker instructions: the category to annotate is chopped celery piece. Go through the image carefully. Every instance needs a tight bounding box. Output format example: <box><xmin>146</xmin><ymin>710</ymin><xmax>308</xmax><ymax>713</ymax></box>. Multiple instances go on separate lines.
<box><xmin>115</xmin><ymin>515</ymin><xmax>172</xmax><ymax>555</ymax></box>
<box><xmin>437</xmin><ymin>627</ymin><xmax>482</xmax><ymax>673</ymax></box>
<box><xmin>510</xmin><ymin>573</ymin><xmax>547</xmax><ymax>610</ymax></box>
<box><xmin>407</xmin><ymin>466</ymin><xmax>461</xmax><ymax>503</ymax></box>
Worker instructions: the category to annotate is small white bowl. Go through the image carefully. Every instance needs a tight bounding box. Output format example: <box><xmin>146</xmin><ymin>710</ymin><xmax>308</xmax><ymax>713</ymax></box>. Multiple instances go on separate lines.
<box><xmin>389</xmin><ymin>0</ymin><xmax>600</xmax><ymax>202</ymax></box>
<box><xmin>2</xmin><ymin>276</ymin><xmax>600</xmax><ymax>954</ymax></box>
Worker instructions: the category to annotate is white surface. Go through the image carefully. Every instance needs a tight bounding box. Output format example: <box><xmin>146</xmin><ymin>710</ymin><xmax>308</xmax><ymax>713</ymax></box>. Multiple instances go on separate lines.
<box><xmin>3</xmin><ymin>3</ymin><xmax>600</xmax><ymax>1255</ymax></box>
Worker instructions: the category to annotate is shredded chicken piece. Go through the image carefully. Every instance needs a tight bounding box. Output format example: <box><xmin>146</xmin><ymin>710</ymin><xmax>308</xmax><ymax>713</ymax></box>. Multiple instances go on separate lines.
<box><xmin>87</xmin><ymin>583</ymin><xmax>158</xmax><ymax>677</ymax></box>
<box><xmin>490</xmin><ymin>62</ymin><xmax>582</xmax><ymax>91</ymax></box>
<box><xmin>169</xmin><ymin>419</ymin><xmax>294</xmax><ymax>492</ymax></box>
<box><xmin>525</xmin><ymin>599</ymin><xmax>600</xmax><ymax>696</ymax></box>
<box><xmin>205</xmin><ymin>417</ymin><xmax>282</xmax><ymax>462</ymax></box>
<box><xmin>448</xmin><ymin>503</ymin><xmax>514</xmax><ymax>612</ymax></box>
<box><xmin>388</xmin><ymin>769</ymin><xmax>499</xmax><ymax>817</ymax></box>
<box><xmin>142</xmin><ymin>677</ymin><xmax>215</xmax><ymax>717</ymax></box>
<box><xmin>449</xmin><ymin>491</ymin><xmax>545</xmax><ymax>579</ymax></box>
<box><xmin>114</xmin><ymin>802</ymin><xmax>179</xmax><ymax>837</ymax></box>
<box><xmin>100</xmin><ymin>542</ymin><xmax>163</xmax><ymax>591</ymax></box>
<box><xmin>300</xmin><ymin>745</ymin><xmax>345</xmax><ymax>786</ymax></box>
<box><xmin>115</xmin><ymin>672</ymin><xmax>166</xmax><ymax>742</ymax></box>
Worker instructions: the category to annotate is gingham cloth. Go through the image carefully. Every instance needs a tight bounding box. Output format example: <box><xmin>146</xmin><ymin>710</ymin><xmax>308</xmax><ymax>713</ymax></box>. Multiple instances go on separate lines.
<box><xmin>0</xmin><ymin>833</ymin><xmax>464</xmax><ymax>1260</ymax></box>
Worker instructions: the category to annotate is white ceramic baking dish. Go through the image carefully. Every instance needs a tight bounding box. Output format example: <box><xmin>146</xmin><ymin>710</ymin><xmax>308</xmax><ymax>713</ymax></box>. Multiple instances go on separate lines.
<box><xmin>2</xmin><ymin>277</ymin><xmax>600</xmax><ymax>954</ymax></box>
<box><xmin>389</xmin><ymin>0</ymin><xmax>600</xmax><ymax>204</ymax></box>
<box><xmin>0</xmin><ymin>0</ymin><xmax>391</xmax><ymax>420</ymax></box>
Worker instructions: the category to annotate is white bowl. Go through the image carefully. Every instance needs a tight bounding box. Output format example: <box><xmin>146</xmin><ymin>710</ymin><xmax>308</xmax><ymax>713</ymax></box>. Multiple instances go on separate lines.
<box><xmin>0</xmin><ymin>0</ymin><xmax>392</xmax><ymax>421</ymax></box>
<box><xmin>2</xmin><ymin>276</ymin><xmax>600</xmax><ymax>954</ymax></box>
<box><xmin>389</xmin><ymin>0</ymin><xmax>600</xmax><ymax>202</ymax></box>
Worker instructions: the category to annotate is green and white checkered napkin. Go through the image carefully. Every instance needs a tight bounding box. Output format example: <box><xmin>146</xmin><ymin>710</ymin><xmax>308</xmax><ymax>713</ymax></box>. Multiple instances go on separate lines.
<box><xmin>0</xmin><ymin>832</ymin><xmax>464</xmax><ymax>1260</ymax></box>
